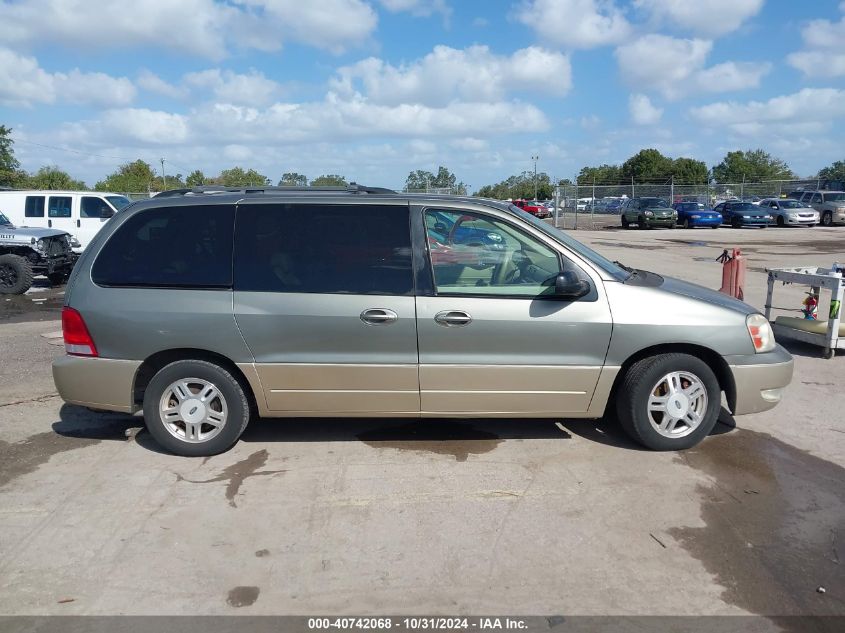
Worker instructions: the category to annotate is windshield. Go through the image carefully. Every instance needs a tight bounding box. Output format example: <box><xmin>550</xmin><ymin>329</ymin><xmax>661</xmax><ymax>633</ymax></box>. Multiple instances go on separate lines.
<box><xmin>508</xmin><ymin>205</ymin><xmax>630</xmax><ymax>281</ymax></box>
<box><xmin>0</xmin><ymin>212</ymin><xmax>10</xmax><ymax>225</ymax></box>
<box><xmin>731</xmin><ymin>203</ymin><xmax>758</xmax><ymax>211</ymax></box>
<box><xmin>824</xmin><ymin>193</ymin><xmax>845</xmax><ymax>202</ymax></box>
<box><xmin>640</xmin><ymin>198</ymin><xmax>670</xmax><ymax>209</ymax></box>
<box><xmin>780</xmin><ymin>200</ymin><xmax>804</xmax><ymax>209</ymax></box>
<box><xmin>106</xmin><ymin>195</ymin><xmax>132</xmax><ymax>210</ymax></box>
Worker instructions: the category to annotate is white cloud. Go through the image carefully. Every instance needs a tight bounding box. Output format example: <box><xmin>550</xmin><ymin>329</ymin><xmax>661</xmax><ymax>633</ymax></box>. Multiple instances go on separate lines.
<box><xmin>787</xmin><ymin>8</ymin><xmax>845</xmax><ymax>78</ymax></box>
<box><xmin>137</xmin><ymin>70</ymin><xmax>188</xmax><ymax>99</ymax></box>
<box><xmin>690</xmin><ymin>88</ymin><xmax>845</xmax><ymax>127</ymax></box>
<box><xmin>100</xmin><ymin>108</ymin><xmax>189</xmax><ymax>144</ymax></box>
<box><xmin>633</xmin><ymin>0</ymin><xmax>763</xmax><ymax>37</ymax></box>
<box><xmin>0</xmin><ymin>0</ymin><xmax>377</xmax><ymax>60</ymax></box>
<box><xmin>378</xmin><ymin>0</ymin><xmax>451</xmax><ymax>21</ymax></box>
<box><xmin>331</xmin><ymin>45</ymin><xmax>571</xmax><ymax>107</ymax></box>
<box><xmin>0</xmin><ymin>48</ymin><xmax>135</xmax><ymax>107</ymax></box>
<box><xmin>615</xmin><ymin>34</ymin><xmax>770</xmax><ymax>99</ymax></box>
<box><xmin>184</xmin><ymin>69</ymin><xmax>283</xmax><ymax>106</ymax></box>
<box><xmin>514</xmin><ymin>0</ymin><xmax>631</xmax><ymax>49</ymax></box>
<box><xmin>628</xmin><ymin>93</ymin><xmax>663</xmax><ymax>125</ymax></box>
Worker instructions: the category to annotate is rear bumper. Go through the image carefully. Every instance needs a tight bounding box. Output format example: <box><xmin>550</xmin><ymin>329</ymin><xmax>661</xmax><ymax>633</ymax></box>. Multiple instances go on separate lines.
<box><xmin>53</xmin><ymin>355</ymin><xmax>141</xmax><ymax>413</ymax></box>
<box><xmin>727</xmin><ymin>346</ymin><xmax>794</xmax><ymax>415</ymax></box>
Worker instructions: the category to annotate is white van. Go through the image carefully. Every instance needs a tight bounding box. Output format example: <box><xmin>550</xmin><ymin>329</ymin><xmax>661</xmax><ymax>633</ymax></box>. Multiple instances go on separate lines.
<box><xmin>0</xmin><ymin>190</ymin><xmax>132</xmax><ymax>252</ymax></box>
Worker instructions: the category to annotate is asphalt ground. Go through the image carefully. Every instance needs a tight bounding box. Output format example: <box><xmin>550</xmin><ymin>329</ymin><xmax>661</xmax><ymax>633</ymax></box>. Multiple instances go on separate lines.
<box><xmin>0</xmin><ymin>224</ymin><xmax>843</xmax><ymax>627</ymax></box>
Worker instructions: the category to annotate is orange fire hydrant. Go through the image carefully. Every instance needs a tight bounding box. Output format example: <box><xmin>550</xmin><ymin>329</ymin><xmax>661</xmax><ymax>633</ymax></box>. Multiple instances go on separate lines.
<box><xmin>717</xmin><ymin>248</ymin><xmax>746</xmax><ymax>301</ymax></box>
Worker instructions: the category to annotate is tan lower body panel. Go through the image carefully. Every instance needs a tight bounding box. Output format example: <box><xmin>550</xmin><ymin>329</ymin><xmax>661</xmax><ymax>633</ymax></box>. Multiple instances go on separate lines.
<box><xmin>53</xmin><ymin>356</ymin><xmax>141</xmax><ymax>413</ymax></box>
<box><xmin>419</xmin><ymin>364</ymin><xmax>603</xmax><ymax>414</ymax></box>
<box><xmin>250</xmin><ymin>363</ymin><xmax>419</xmax><ymax>413</ymax></box>
<box><xmin>729</xmin><ymin>359</ymin><xmax>794</xmax><ymax>415</ymax></box>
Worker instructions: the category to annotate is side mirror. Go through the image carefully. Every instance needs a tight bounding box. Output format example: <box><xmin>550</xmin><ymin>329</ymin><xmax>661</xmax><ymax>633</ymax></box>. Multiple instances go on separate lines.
<box><xmin>101</xmin><ymin>207</ymin><xmax>115</xmax><ymax>219</ymax></box>
<box><xmin>554</xmin><ymin>271</ymin><xmax>591</xmax><ymax>300</ymax></box>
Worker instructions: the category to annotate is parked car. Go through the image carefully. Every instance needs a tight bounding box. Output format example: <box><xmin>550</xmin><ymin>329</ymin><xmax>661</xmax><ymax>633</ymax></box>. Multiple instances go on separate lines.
<box><xmin>758</xmin><ymin>198</ymin><xmax>818</xmax><ymax>227</ymax></box>
<box><xmin>672</xmin><ymin>202</ymin><xmax>721</xmax><ymax>229</ymax></box>
<box><xmin>512</xmin><ymin>199</ymin><xmax>551</xmax><ymax>219</ymax></box>
<box><xmin>0</xmin><ymin>211</ymin><xmax>75</xmax><ymax>294</ymax></box>
<box><xmin>713</xmin><ymin>201</ymin><xmax>772</xmax><ymax>228</ymax></box>
<box><xmin>53</xmin><ymin>185</ymin><xmax>793</xmax><ymax>456</ymax></box>
<box><xmin>798</xmin><ymin>190</ymin><xmax>845</xmax><ymax>226</ymax></box>
<box><xmin>621</xmin><ymin>197</ymin><xmax>676</xmax><ymax>229</ymax></box>
<box><xmin>0</xmin><ymin>190</ymin><xmax>132</xmax><ymax>253</ymax></box>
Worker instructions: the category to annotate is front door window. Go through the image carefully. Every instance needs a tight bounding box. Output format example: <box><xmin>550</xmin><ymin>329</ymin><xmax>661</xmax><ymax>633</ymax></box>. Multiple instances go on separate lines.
<box><xmin>424</xmin><ymin>209</ymin><xmax>562</xmax><ymax>297</ymax></box>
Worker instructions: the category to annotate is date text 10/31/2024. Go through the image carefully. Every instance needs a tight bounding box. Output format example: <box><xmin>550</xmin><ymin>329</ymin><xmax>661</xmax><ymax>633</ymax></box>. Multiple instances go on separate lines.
<box><xmin>308</xmin><ymin>617</ymin><xmax>529</xmax><ymax>630</ymax></box>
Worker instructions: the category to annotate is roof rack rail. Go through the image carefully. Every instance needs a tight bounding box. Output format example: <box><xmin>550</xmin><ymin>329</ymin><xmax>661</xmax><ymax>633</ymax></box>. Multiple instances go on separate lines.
<box><xmin>154</xmin><ymin>182</ymin><xmax>396</xmax><ymax>198</ymax></box>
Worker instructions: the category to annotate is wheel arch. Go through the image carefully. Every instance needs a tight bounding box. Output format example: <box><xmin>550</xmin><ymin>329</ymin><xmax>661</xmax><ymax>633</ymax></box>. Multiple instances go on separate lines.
<box><xmin>605</xmin><ymin>343</ymin><xmax>736</xmax><ymax>416</ymax></box>
<box><xmin>133</xmin><ymin>348</ymin><xmax>258</xmax><ymax>415</ymax></box>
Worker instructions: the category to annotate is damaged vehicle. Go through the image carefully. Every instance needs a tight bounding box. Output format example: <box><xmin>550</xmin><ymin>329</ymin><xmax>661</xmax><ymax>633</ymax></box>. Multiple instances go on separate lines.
<box><xmin>0</xmin><ymin>211</ymin><xmax>76</xmax><ymax>294</ymax></box>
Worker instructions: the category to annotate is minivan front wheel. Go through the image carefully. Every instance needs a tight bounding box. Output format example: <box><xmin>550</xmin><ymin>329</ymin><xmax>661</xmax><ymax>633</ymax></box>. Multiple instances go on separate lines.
<box><xmin>143</xmin><ymin>360</ymin><xmax>251</xmax><ymax>457</ymax></box>
<box><xmin>616</xmin><ymin>353</ymin><xmax>720</xmax><ymax>450</ymax></box>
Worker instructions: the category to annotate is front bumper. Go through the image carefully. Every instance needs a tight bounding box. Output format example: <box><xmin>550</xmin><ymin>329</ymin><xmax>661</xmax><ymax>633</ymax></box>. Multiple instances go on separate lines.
<box><xmin>726</xmin><ymin>345</ymin><xmax>794</xmax><ymax>415</ymax></box>
<box><xmin>53</xmin><ymin>355</ymin><xmax>141</xmax><ymax>413</ymax></box>
<box><xmin>643</xmin><ymin>217</ymin><xmax>675</xmax><ymax>226</ymax></box>
<box><xmin>689</xmin><ymin>216</ymin><xmax>721</xmax><ymax>227</ymax></box>
<box><xmin>735</xmin><ymin>217</ymin><xmax>771</xmax><ymax>226</ymax></box>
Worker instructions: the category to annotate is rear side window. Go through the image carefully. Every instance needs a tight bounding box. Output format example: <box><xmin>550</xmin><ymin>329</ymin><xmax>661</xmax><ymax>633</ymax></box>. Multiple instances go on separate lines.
<box><xmin>81</xmin><ymin>196</ymin><xmax>113</xmax><ymax>219</ymax></box>
<box><xmin>48</xmin><ymin>196</ymin><xmax>72</xmax><ymax>218</ymax></box>
<box><xmin>234</xmin><ymin>203</ymin><xmax>413</xmax><ymax>295</ymax></box>
<box><xmin>25</xmin><ymin>196</ymin><xmax>45</xmax><ymax>217</ymax></box>
<box><xmin>92</xmin><ymin>204</ymin><xmax>234</xmax><ymax>288</ymax></box>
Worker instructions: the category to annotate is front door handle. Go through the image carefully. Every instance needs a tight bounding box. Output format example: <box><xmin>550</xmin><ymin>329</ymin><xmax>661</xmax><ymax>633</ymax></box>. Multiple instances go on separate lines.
<box><xmin>360</xmin><ymin>308</ymin><xmax>398</xmax><ymax>326</ymax></box>
<box><xmin>434</xmin><ymin>310</ymin><xmax>472</xmax><ymax>327</ymax></box>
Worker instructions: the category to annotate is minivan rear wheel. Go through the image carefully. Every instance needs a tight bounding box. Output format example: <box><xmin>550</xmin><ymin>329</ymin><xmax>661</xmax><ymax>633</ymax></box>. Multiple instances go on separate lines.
<box><xmin>615</xmin><ymin>353</ymin><xmax>720</xmax><ymax>451</ymax></box>
<box><xmin>143</xmin><ymin>359</ymin><xmax>251</xmax><ymax>457</ymax></box>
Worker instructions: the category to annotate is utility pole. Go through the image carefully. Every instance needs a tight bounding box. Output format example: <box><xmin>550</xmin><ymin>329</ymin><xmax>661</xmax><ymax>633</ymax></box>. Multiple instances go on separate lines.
<box><xmin>670</xmin><ymin>174</ymin><xmax>674</xmax><ymax>204</ymax></box>
<box><xmin>160</xmin><ymin>158</ymin><xmax>167</xmax><ymax>191</ymax></box>
<box><xmin>741</xmin><ymin>173</ymin><xmax>745</xmax><ymax>198</ymax></box>
<box><xmin>631</xmin><ymin>175</ymin><xmax>635</xmax><ymax>199</ymax></box>
<box><xmin>532</xmin><ymin>154</ymin><xmax>539</xmax><ymax>200</ymax></box>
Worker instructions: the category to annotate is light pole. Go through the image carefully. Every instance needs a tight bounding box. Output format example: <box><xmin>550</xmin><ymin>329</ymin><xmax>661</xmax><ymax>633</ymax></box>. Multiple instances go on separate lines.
<box><xmin>531</xmin><ymin>154</ymin><xmax>539</xmax><ymax>200</ymax></box>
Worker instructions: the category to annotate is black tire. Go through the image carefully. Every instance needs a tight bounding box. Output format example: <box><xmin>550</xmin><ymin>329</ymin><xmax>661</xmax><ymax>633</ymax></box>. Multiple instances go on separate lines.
<box><xmin>807</xmin><ymin>224</ymin><xmax>815</xmax><ymax>228</ymax></box>
<box><xmin>0</xmin><ymin>254</ymin><xmax>34</xmax><ymax>295</ymax></box>
<box><xmin>731</xmin><ymin>217</ymin><xmax>741</xmax><ymax>229</ymax></box>
<box><xmin>621</xmin><ymin>216</ymin><xmax>629</xmax><ymax>229</ymax></box>
<box><xmin>822</xmin><ymin>211</ymin><xmax>833</xmax><ymax>227</ymax></box>
<box><xmin>639</xmin><ymin>216</ymin><xmax>651</xmax><ymax>229</ymax></box>
<box><xmin>143</xmin><ymin>359</ymin><xmax>252</xmax><ymax>457</ymax></box>
<box><xmin>776</xmin><ymin>215</ymin><xmax>785</xmax><ymax>227</ymax></box>
<box><xmin>615</xmin><ymin>353</ymin><xmax>721</xmax><ymax>451</ymax></box>
<box><xmin>711</xmin><ymin>225</ymin><xmax>719</xmax><ymax>229</ymax></box>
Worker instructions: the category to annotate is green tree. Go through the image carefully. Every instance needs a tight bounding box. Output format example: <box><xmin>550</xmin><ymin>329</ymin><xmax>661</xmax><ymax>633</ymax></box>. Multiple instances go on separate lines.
<box><xmin>27</xmin><ymin>165</ymin><xmax>87</xmax><ymax>190</ymax></box>
<box><xmin>405</xmin><ymin>165</ymin><xmax>467</xmax><ymax>193</ymax></box>
<box><xmin>279</xmin><ymin>172</ymin><xmax>308</xmax><ymax>186</ymax></box>
<box><xmin>712</xmin><ymin>149</ymin><xmax>794</xmax><ymax>183</ymax></box>
<box><xmin>0</xmin><ymin>125</ymin><xmax>28</xmax><ymax>188</ymax></box>
<box><xmin>95</xmin><ymin>159</ymin><xmax>157</xmax><ymax>192</ymax></box>
<box><xmin>213</xmin><ymin>167</ymin><xmax>271</xmax><ymax>187</ymax></box>
<box><xmin>577</xmin><ymin>164</ymin><xmax>623</xmax><ymax>185</ymax></box>
<box><xmin>671</xmin><ymin>157</ymin><xmax>709</xmax><ymax>184</ymax></box>
<box><xmin>474</xmin><ymin>171</ymin><xmax>553</xmax><ymax>200</ymax></box>
<box><xmin>818</xmin><ymin>160</ymin><xmax>845</xmax><ymax>182</ymax></box>
<box><xmin>186</xmin><ymin>170</ymin><xmax>207</xmax><ymax>187</ymax></box>
<box><xmin>309</xmin><ymin>174</ymin><xmax>347</xmax><ymax>187</ymax></box>
<box><xmin>621</xmin><ymin>149</ymin><xmax>674</xmax><ymax>182</ymax></box>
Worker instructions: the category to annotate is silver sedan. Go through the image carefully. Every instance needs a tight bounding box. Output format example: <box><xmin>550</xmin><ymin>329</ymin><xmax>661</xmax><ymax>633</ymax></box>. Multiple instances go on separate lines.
<box><xmin>759</xmin><ymin>198</ymin><xmax>819</xmax><ymax>227</ymax></box>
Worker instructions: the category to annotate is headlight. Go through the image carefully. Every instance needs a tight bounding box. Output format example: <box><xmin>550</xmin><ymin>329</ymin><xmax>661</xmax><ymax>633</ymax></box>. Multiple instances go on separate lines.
<box><xmin>35</xmin><ymin>238</ymin><xmax>47</xmax><ymax>253</ymax></box>
<box><xmin>746</xmin><ymin>314</ymin><xmax>775</xmax><ymax>353</ymax></box>
<box><xmin>743</xmin><ymin>215</ymin><xmax>750</xmax><ymax>218</ymax></box>
<box><xmin>672</xmin><ymin>210</ymin><xmax>678</xmax><ymax>218</ymax></box>
<box><xmin>644</xmin><ymin>210</ymin><xmax>654</xmax><ymax>217</ymax></box>
<box><xmin>690</xmin><ymin>214</ymin><xmax>701</xmax><ymax>219</ymax></box>
<box><xmin>788</xmin><ymin>213</ymin><xmax>798</xmax><ymax>219</ymax></box>
<box><xmin>69</xmin><ymin>236</ymin><xmax>81</xmax><ymax>248</ymax></box>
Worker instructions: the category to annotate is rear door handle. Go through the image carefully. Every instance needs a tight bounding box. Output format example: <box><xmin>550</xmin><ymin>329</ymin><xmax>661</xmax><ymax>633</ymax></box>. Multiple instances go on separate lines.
<box><xmin>434</xmin><ymin>310</ymin><xmax>472</xmax><ymax>327</ymax></box>
<box><xmin>360</xmin><ymin>308</ymin><xmax>398</xmax><ymax>326</ymax></box>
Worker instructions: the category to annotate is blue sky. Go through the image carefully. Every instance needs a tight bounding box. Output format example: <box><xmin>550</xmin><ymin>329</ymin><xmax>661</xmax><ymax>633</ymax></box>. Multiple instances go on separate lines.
<box><xmin>1</xmin><ymin>0</ymin><xmax>844</xmax><ymax>190</ymax></box>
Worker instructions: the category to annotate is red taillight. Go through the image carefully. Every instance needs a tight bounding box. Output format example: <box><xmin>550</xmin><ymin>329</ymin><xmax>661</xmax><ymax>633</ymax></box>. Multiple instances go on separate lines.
<box><xmin>62</xmin><ymin>307</ymin><xmax>98</xmax><ymax>357</ymax></box>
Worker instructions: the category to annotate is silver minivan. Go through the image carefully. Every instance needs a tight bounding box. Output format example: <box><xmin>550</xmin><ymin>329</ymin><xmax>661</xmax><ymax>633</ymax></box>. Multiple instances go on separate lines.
<box><xmin>53</xmin><ymin>187</ymin><xmax>793</xmax><ymax>456</ymax></box>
